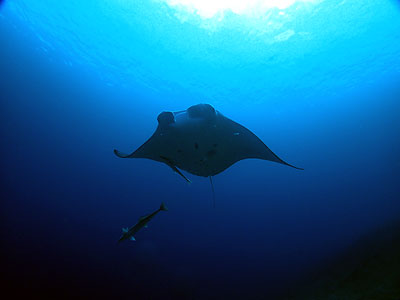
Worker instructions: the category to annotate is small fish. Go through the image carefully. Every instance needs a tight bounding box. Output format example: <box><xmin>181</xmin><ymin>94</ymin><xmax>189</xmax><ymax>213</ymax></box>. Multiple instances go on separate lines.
<box><xmin>118</xmin><ymin>202</ymin><xmax>168</xmax><ymax>243</ymax></box>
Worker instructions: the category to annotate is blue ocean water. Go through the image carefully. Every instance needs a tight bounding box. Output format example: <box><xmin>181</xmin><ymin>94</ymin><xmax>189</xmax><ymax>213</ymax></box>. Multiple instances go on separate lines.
<box><xmin>1</xmin><ymin>0</ymin><xmax>400</xmax><ymax>298</ymax></box>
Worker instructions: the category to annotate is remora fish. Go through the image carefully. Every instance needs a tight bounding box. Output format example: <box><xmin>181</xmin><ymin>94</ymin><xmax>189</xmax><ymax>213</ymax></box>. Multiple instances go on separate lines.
<box><xmin>118</xmin><ymin>202</ymin><xmax>168</xmax><ymax>242</ymax></box>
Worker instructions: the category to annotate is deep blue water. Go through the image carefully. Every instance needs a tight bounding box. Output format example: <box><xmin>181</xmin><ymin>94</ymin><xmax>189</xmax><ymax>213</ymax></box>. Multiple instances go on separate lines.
<box><xmin>1</xmin><ymin>0</ymin><xmax>400</xmax><ymax>299</ymax></box>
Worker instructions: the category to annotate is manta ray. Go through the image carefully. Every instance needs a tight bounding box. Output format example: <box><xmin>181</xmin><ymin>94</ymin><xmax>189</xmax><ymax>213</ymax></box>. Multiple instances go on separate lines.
<box><xmin>114</xmin><ymin>104</ymin><xmax>302</xmax><ymax>184</ymax></box>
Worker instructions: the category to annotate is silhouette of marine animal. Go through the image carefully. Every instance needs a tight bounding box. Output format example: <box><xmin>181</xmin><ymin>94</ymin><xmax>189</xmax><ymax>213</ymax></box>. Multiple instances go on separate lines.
<box><xmin>118</xmin><ymin>202</ymin><xmax>168</xmax><ymax>242</ymax></box>
<box><xmin>114</xmin><ymin>104</ymin><xmax>302</xmax><ymax>183</ymax></box>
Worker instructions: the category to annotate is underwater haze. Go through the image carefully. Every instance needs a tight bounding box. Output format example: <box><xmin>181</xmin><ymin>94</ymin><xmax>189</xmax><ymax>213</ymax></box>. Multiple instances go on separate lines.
<box><xmin>1</xmin><ymin>0</ymin><xmax>400</xmax><ymax>299</ymax></box>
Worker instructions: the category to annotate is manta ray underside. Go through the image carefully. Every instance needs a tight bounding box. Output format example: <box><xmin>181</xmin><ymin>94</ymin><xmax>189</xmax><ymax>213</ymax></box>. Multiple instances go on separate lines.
<box><xmin>114</xmin><ymin>104</ymin><xmax>302</xmax><ymax>182</ymax></box>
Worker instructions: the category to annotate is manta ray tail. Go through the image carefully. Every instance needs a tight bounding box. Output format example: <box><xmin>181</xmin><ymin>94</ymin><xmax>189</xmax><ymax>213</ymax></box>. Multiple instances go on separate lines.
<box><xmin>209</xmin><ymin>176</ymin><xmax>216</xmax><ymax>208</ymax></box>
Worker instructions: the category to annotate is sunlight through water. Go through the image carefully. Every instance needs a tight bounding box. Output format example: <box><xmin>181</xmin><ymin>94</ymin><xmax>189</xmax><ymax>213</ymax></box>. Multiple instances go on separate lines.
<box><xmin>164</xmin><ymin>0</ymin><xmax>320</xmax><ymax>18</ymax></box>
<box><xmin>3</xmin><ymin>0</ymin><xmax>400</xmax><ymax>104</ymax></box>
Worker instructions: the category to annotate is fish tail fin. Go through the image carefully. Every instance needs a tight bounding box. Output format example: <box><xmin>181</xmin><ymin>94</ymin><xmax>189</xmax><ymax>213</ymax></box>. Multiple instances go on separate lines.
<box><xmin>130</xmin><ymin>236</ymin><xmax>136</xmax><ymax>241</ymax></box>
<box><xmin>160</xmin><ymin>202</ymin><xmax>168</xmax><ymax>211</ymax></box>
